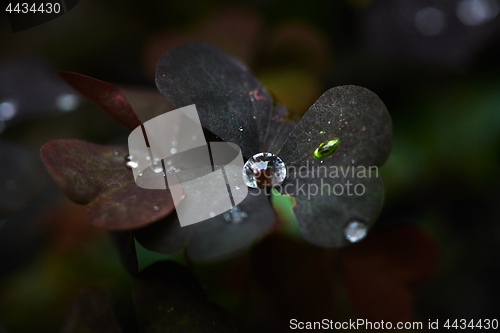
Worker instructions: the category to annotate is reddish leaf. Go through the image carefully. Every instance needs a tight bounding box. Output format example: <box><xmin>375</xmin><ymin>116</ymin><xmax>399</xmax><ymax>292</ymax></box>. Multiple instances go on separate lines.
<box><xmin>58</xmin><ymin>71</ymin><xmax>142</xmax><ymax>130</ymax></box>
<box><xmin>40</xmin><ymin>139</ymin><xmax>174</xmax><ymax>230</ymax></box>
<box><xmin>339</xmin><ymin>225</ymin><xmax>437</xmax><ymax>323</ymax></box>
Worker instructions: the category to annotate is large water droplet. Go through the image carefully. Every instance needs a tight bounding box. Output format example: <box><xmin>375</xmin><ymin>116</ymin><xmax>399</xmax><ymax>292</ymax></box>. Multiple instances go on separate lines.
<box><xmin>243</xmin><ymin>152</ymin><xmax>286</xmax><ymax>188</ymax></box>
<box><xmin>314</xmin><ymin>138</ymin><xmax>339</xmax><ymax>158</ymax></box>
<box><xmin>125</xmin><ymin>155</ymin><xmax>139</xmax><ymax>169</ymax></box>
<box><xmin>223</xmin><ymin>207</ymin><xmax>248</xmax><ymax>223</ymax></box>
<box><xmin>344</xmin><ymin>220</ymin><xmax>368</xmax><ymax>243</ymax></box>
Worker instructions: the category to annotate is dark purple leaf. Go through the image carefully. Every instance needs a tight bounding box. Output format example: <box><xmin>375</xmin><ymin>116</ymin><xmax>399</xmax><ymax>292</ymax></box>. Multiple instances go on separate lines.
<box><xmin>276</xmin><ymin>86</ymin><xmax>392</xmax><ymax>247</ymax></box>
<box><xmin>134</xmin><ymin>189</ymin><xmax>275</xmax><ymax>261</ymax></box>
<box><xmin>58</xmin><ymin>71</ymin><xmax>142</xmax><ymax>130</ymax></box>
<box><xmin>286</xmin><ymin>175</ymin><xmax>385</xmax><ymax>248</ymax></box>
<box><xmin>40</xmin><ymin>139</ymin><xmax>175</xmax><ymax>230</ymax></box>
<box><xmin>133</xmin><ymin>261</ymin><xmax>242</xmax><ymax>333</ymax></box>
<box><xmin>278</xmin><ymin>85</ymin><xmax>392</xmax><ymax>168</ymax></box>
<box><xmin>155</xmin><ymin>42</ymin><xmax>293</xmax><ymax>158</ymax></box>
<box><xmin>62</xmin><ymin>289</ymin><xmax>123</xmax><ymax>333</ymax></box>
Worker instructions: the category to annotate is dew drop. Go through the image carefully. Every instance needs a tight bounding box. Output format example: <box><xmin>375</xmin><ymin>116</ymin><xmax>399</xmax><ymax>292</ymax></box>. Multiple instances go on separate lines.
<box><xmin>209</xmin><ymin>212</ymin><xmax>215</xmax><ymax>218</ymax></box>
<box><xmin>239</xmin><ymin>126</ymin><xmax>244</xmax><ymax>132</ymax></box>
<box><xmin>170</xmin><ymin>148</ymin><xmax>177</xmax><ymax>154</ymax></box>
<box><xmin>146</xmin><ymin>155</ymin><xmax>151</xmax><ymax>161</ymax></box>
<box><xmin>319</xmin><ymin>131</ymin><xmax>325</xmax><ymax>134</ymax></box>
<box><xmin>153</xmin><ymin>205</ymin><xmax>160</xmax><ymax>211</ymax></box>
<box><xmin>252</xmin><ymin>115</ymin><xmax>256</xmax><ymax>119</ymax></box>
<box><xmin>243</xmin><ymin>152</ymin><xmax>287</xmax><ymax>188</ymax></box>
<box><xmin>313</xmin><ymin>138</ymin><xmax>340</xmax><ymax>159</ymax></box>
<box><xmin>125</xmin><ymin>155</ymin><xmax>139</xmax><ymax>169</ymax></box>
<box><xmin>113</xmin><ymin>150</ymin><xmax>119</xmax><ymax>156</ymax></box>
<box><xmin>344</xmin><ymin>220</ymin><xmax>368</xmax><ymax>243</ymax></box>
<box><xmin>152</xmin><ymin>159</ymin><xmax>163</xmax><ymax>173</ymax></box>
<box><xmin>223</xmin><ymin>207</ymin><xmax>248</xmax><ymax>224</ymax></box>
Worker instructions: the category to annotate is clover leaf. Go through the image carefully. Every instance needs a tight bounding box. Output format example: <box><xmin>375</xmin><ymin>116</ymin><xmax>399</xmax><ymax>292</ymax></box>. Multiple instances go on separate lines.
<box><xmin>41</xmin><ymin>42</ymin><xmax>392</xmax><ymax>261</ymax></box>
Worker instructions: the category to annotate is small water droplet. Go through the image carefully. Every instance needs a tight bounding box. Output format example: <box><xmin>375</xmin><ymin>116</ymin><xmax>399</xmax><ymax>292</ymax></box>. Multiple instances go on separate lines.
<box><xmin>170</xmin><ymin>148</ymin><xmax>177</xmax><ymax>154</ymax></box>
<box><xmin>239</xmin><ymin>126</ymin><xmax>244</xmax><ymax>132</ymax></box>
<box><xmin>153</xmin><ymin>205</ymin><xmax>160</xmax><ymax>211</ymax></box>
<box><xmin>125</xmin><ymin>155</ymin><xmax>139</xmax><ymax>168</ymax></box>
<box><xmin>209</xmin><ymin>212</ymin><xmax>215</xmax><ymax>217</ymax></box>
<box><xmin>243</xmin><ymin>152</ymin><xmax>287</xmax><ymax>188</ymax></box>
<box><xmin>344</xmin><ymin>220</ymin><xmax>368</xmax><ymax>243</ymax></box>
<box><xmin>137</xmin><ymin>171</ymin><xmax>143</xmax><ymax>176</ymax></box>
<box><xmin>153</xmin><ymin>163</ymin><xmax>163</xmax><ymax>173</ymax></box>
<box><xmin>223</xmin><ymin>207</ymin><xmax>248</xmax><ymax>223</ymax></box>
<box><xmin>113</xmin><ymin>150</ymin><xmax>119</xmax><ymax>156</ymax></box>
<box><xmin>146</xmin><ymin>155</ymin><xmax>151</xmax><ymax>161</ymax></box>
<box><xmin>252</xmin><ymin>115</ymin><xmax>256</xmax><ymax>119</ymax></box>
<box><xmin>319</xmin><ymin>131</ymin><xmax>325</xmax><ymax>134</ymax></box>
<box><xmin>313</xmin><ymin>138</ymin><xmax>339</xmax><ymax>159</ymax></box>
<box><xmin>235</xmin><ymin>185</ymin><xmax>240</xmax><ymax>190</ymax></box>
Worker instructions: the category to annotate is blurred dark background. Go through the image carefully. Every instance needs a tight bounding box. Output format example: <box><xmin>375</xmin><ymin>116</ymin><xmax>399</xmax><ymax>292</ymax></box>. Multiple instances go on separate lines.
<box><xmin>1</xmin><ymin>0</ymin><xmax>500</xmax><ymax>332</ymax></box>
